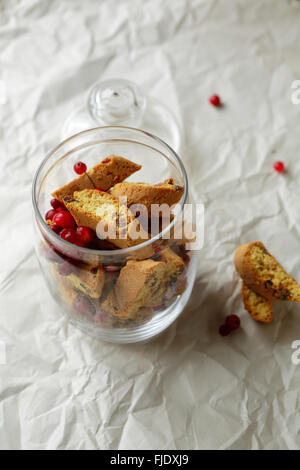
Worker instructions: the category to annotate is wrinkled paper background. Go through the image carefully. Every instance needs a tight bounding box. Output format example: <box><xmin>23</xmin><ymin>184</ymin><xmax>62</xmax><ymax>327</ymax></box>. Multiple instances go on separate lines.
<box><xmin>1</xmin><ymin>0</ymin><xmax>300</xmax><ymax>450</ymax></box>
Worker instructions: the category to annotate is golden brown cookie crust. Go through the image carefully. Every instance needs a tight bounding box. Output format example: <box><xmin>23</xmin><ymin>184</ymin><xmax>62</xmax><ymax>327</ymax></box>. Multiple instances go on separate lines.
<box><xmin>52</xmin><ymin>262</ymin><xmax>105</xmax><ymax>299</ymax></box>
<box><xmin>110</xmin><ymin>180</ymin><xmax>184</xmax><ymax>217</ymax></box>
<box><xmin>87</xmin><ymin>155</ymin><xmax>141</xmax><ymax>189</ymax></box>
<box><xmin>63</xmin><ymin>189</ymin><xmax>150</xmax><ymax>249</ymax></box>
<box><xmin>52</xmin><ymin>173</ymin><xmax>94</xmax><ymax>202</ymax></box>
<box><xmin>101</xmin><ymin>259</ymin><xmax>166</xmax><ymax>319</ymax></box>
<box><xmin>145</xmin><ymin>248</ymin><xmax>185</xmax><ymax>307</ymax></box>
<box><xmin>52</xmin><ymin>155</ymin><xmax>141</xmax><ymax>202</ymax></box>
<box><xmin>234</xmin><ymin>241</ymin><xmax>300</xmax><ymax>301</ymax></box>
<box><xmin>242</xmin><ymin>281</ymin><xmax>273</xmax><ymax>323</ymax></box>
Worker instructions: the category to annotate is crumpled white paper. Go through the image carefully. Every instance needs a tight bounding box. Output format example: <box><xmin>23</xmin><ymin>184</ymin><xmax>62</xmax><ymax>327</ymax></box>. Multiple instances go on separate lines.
<box><xmin>1</xmin><ymin>0</ymin><xmax>300</xmax><ymax>450</ymax></box>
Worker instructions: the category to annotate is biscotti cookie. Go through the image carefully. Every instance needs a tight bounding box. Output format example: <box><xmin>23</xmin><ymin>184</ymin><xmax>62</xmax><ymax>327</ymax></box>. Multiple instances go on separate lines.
<box><xmin>58</xmin><ymin>281</ymin><xmax>97</xmax><ymax>321</ymax></box>
<box><xmin>64</xmin><ymin>263</ymin><xmax>105</xmax><ymax>299</ymax></box>
<box><xmin>145</xmin><ymin>248</ymin><xmax>185</xmax><ymax>307</ymax></box>
<box><xmin>160</xmin><ymin>247</ymin><xmax>185</xmax><ymax>275</ymax></box>
<box><xmin>134</xmin><ymin>307</ymin><xmax>154</xmax><ymax>325</ymax></box>
<box><xmin>110</xmin><ymin>180</ymin><xmax>184</xmax><ymax>217</ymax></box>
<box><xmin>100</xmin><ymin>259</ymin><xmax>166</xmax><ymax>319</ymax></box>
<box><xmin>88</xmin><ymin>155</ymin><xmax>141</xmax><ymax>189</ymax></box>
<box><xmin>52</xmin><ymin>173</ymin><xmax>95</xmax><ymax>203</ymax></box>
<box><xmin>63</xmin><ymin>189</ymin><xmax>150</xmax><ymax>249</ymax></box>
<box><xmin>242</xmin><ymin>281</ymin><xmax>273</xmax><ymax>323</ymax></box>
<box><xmin>52</xmin><ymin>262</ymin><xmax>105</xmax><ymax>299</ymax></box>
<box><xmin>99</xmin><ymin>288</ymin><xmax>119</xmax><ymax>317</ymax></box>
<box><xmin>52</xmin><ymin>155</ymin><xmax>141</xmax><ymax>202</ymax></box>
<box><xmin>234</xmin><ymin>241</ymin><xmax>300</xmax><ymax>301</ymax></box>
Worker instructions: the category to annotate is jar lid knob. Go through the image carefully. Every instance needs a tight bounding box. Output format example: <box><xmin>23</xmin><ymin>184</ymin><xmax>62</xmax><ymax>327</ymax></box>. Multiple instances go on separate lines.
<box><xmin>88</xmin><ymin>79</ymin><xmax>146</xmax><ymax>127</ymax></box>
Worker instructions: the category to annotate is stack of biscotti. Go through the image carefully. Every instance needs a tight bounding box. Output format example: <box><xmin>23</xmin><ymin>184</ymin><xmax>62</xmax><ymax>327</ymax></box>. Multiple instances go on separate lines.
<box><xmin>51</xmin><ymin>246</ymin><xmax>187</xmax><ymax>324</ymax></box>
<box><xmin>100</xmin><ymin>259</ymin><xmax>166</xmax><ymax>320</ymax></box>
<box><xmin>100</xmin><ymin>248</ymin><xmax>187</xmax><ymax>320</ymax></box>
<box><xmin>53</xmin><ymin>156</ymin><xmax>184</xmax><ymax>251</ymax></box>
<box><xmin>234</xmin><ymin>241</ymin><xmax>300</xmax><ymax>323</ymax></box>
<box><xmin>48</xmin><ymin>154</ymin><xmax>187</xmax><ymax>324</ymax></box>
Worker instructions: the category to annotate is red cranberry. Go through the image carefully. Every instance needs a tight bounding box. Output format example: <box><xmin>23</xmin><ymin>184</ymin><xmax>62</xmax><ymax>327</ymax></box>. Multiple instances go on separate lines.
<box><xmin>74</xmin><ymin>240</ymin><xmax>86</xmax><ymax>247</ymax></box>
<box><xmin>152</xmin><ymin>243</ymin><xmax>161</xmax><ymax>255</ymax></box>
<box><xmin>73</xmin><ymin>161</ymin><xmax>87</xmax><ymax>175</ymax></box>
<box><xmin>94</xmin><ymin>311</ymin><xmax>107</xmax><ymax>323</ymax></box>
<box><xmin>103</xmin><ymin>265</ymin><xmax>121</xmax><ymax>272</ymax></box>
<box><xmin>45</xmin><ymin>209</ymin><xmax>57</xmax><ymax>221</ymax></box>
<box><xmin>57</xmin><ymin>203</ymin><xmax>66</xmax><ymax>212</ymax></box>
<box><xmin>50</xmin><ymin>224</ymin><xmax>61</xmax><ymax>234</ymax></box>
<box><xmin>59</xmin><ymin>228</ymin><xmax>78</xmax><ymax>244</ymax></box>
<box><xmin>76</xmin><ymin>226</ymin><xmax>94</xmax><ymax>244</ymax></box>
<box><xmin>182</xmin><ymin>253</ymin><xmax>190</xmax><ymax>265</ymax></box>
<box><xmin>73</xmin><ymin>296</ymin><xmax>95</xmax><ymax>316</ymax></box>
<box><xmin>58</xmin><ymin>260</ymin><xmax>75</xmax><ymax>276</ymax></box>
<box><xmin>53</xmin><ymin>211</ymin><xmax>75</xmax><ymax>229</ymax></box>
<box><xmin>209</xmin><ymin>94</ymin><xmax>221</xmax><ymax>107</ymax></box>
<box><xmin>94</xmin><ymin>187</ymin><xmax>106</xmax><ymax>192</ymax></box>
<box><xmin>50</xmin><ymin>198</ymin><xmax>61</xmax><ymax>210</ymax></box>
<box><xmin>226</xmin><ymin>314</ymin><xmax>241</xmax><ymax>331</ymax></box>
<box><xmin>44</xmin><ymin>245</ymin><xmax>64</xmax><ymax>263</ymax></box>
<box><xmin>179</xmin><ymin>245</ymin><xmax>188</xmax><ymax>255</ymax></box>
<box><xmin>273</xmin><ymin>161</ymin><xmax>285</xmax><ymax>173</ymax></box>
<box><xmin>101</xmin><ymin>158</ymin><xmax>110</xmax><ymax>164</ymax></box>
<box><xmin>219</xmin><ymin>324</ymin><xmax>231</xmax><ymax>336</ymax></box>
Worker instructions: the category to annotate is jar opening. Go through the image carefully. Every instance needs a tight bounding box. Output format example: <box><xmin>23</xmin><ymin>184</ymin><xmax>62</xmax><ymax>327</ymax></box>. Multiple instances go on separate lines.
<box><xmin>32</xmin><ymin>126</ymin><xmax>188</xmax><ymax>256</ymax></box>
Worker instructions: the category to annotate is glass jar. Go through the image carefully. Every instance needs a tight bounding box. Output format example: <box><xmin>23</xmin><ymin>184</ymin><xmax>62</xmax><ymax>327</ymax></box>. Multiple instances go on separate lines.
<box><xmin>32</xmin><ymin>127</ymin><xmax>198</xmax><ymax>343</ymax></box>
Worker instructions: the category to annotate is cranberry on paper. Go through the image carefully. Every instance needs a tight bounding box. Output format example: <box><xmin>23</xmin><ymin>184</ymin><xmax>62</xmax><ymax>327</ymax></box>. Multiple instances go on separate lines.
<box><xmin>273</xmin><ymin>161</ymin><xmax>285</xmax><ymax>173</ymax></box>
<box><xmin>209</xmin><ymin>94</ymin><xmax>221</xmax><ymax>107</ymax></box>
<box><xmin>226</xmin><ymin>314</ymin><xmax>241</xmax><ymax>331</ymax></box>
<box><xmin>219</xmin><ymin>324</ymin><xmax>231</xmax><ymax>336</ymax></box>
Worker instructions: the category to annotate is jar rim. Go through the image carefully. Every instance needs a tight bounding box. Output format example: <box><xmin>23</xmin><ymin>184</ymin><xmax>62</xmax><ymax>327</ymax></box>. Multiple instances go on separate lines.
<box><xmin>32</xmin><ymin>126</ymin><xmax>188</xmax><ymax>256</ymax></box>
